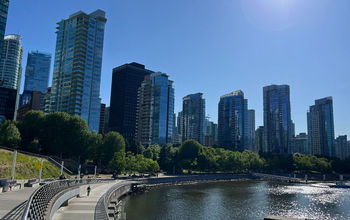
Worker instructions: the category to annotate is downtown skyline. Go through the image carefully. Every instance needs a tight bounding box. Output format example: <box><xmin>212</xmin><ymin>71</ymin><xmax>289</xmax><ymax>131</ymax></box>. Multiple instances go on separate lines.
<box><xmin>4</xmin><ymin>0</ymin><xmax>350</xmax><ymax>137</ymax></box>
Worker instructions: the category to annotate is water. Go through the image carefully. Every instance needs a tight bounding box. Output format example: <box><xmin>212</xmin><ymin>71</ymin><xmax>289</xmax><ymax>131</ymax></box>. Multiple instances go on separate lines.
<box><xmin>123</xmin><ymin>180</ymin><xmax>350</xmax><ymax>220</ymax></box>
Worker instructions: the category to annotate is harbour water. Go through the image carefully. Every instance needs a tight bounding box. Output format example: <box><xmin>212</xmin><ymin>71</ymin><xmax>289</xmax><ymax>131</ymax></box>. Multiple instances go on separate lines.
<box><xmin>123</xmin><ymin>180</ymin><xmax>350</xmax><ymax>220</ymax></box>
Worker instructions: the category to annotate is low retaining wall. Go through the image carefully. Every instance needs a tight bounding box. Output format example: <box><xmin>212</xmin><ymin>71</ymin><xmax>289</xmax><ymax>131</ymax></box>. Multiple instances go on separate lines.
<box><xmin>48</xmin><ymin>187</ymin><xmax>80</xmax><ymax>220</ymax></box>
<box><xmin>143</xmin><ymin>174</ymin><xmax>253</xmax><ymax>185</ymax></box>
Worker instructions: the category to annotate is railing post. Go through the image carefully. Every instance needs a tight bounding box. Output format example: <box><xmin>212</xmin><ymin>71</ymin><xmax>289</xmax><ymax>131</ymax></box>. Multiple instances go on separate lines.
<box><xmin>60</xmin><ymin>161</ymin><xmax>64</xmax><ymax>176</ymax></box>
<box><xmin>38</xmin><ymin>159</ymin><xmax>44</xmax><ymax>183</ymax></box>
<box><xmin>10</xmin><ymin>150</ymin><xmax>17</xmax><ymax>180</ymax></box>
<box><xmin>94</xmin><ymin>165</ymin><xmax>97</xmax><ymax>178</ymax></box>
<box><xmin>78</xmin><ymin>164</ymin><xmax>81</xmax><ymax>180</ymax></box>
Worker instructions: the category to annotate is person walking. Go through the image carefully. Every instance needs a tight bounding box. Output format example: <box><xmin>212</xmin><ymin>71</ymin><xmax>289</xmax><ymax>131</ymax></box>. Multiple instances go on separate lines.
<box><xmin>87</xmin><ymin>185</ymin><xmax>91</xmax><ymax>196</ymax></box>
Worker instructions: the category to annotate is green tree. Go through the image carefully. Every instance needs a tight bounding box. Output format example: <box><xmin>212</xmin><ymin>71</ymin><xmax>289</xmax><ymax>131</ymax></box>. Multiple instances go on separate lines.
<box><xmin>159</xmin><ymin>144</ymin><xmax>177</xmax><ymax>173</ymax></box>
<box><xmin>18</xmin><ymin>110</ymin><xmax>45</xmax><ymax>151</ymax></box>
<box><xmin>178</xmin><ymin>140</ymin><xmax>203</xmax><ymax>171</ymax></box>
<box><xmin>101</xmin><ymin>131</ymin><xmax>125</xmax><ymax>166</ymax></box>
<box><xmin>143</xmin><ymin>144</ymin><xmax>161</xmax><ymax>161</ymax></box>
<box><xmin>108</xmin><ymin>152</ymin><xmax>126</xmax><ymax>175</ymax></box>
<box><xmin>0</xmin><ymin>120</ymin><xmax>21</xmax><ymax>148</ymax></box>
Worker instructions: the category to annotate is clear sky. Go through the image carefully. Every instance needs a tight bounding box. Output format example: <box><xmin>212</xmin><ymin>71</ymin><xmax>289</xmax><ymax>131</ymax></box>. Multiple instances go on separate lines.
<box><xmin>6</xmin><ymin>0</ymin><xmax>350</xmax><ymax>137</ymax></box>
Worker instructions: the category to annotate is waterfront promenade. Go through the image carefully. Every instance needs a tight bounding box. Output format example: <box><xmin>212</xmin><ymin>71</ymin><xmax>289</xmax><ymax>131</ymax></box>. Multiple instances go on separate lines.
<box><xmin>52</xmin><ymin>181</ymin><xmax>118</xmax><ymax>220</ymax></box>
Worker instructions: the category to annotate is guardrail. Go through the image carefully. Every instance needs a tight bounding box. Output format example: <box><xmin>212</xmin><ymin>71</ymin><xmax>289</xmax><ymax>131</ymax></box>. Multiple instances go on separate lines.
<box><xmin>21</xmin><ymin>178</ymin><xmax>112</xmax><ymax>220</ymax></box>
<box><xmin>95</xmin><ymin>181</ymin><xmax>134</xmax><ymax>220</ymax></box>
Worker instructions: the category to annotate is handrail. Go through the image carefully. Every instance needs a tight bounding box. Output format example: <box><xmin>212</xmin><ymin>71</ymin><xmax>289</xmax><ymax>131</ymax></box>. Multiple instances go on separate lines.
<box><xmin>0</xmin><ymin>145</ymin><xmax>73</xmax><ymax>174</ymax></box>
<box><xmin>21</xmin><ymin>178</ymin><xmax>113</xmax><ymax>220</ymax></box>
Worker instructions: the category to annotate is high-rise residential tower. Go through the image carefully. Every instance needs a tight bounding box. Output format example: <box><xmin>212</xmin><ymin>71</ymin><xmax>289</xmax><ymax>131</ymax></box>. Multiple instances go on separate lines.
<box><xmin>136</xmin><ymin>72</ymin><xmax>174</xmax><ymax>146</ymax></box>
<box><xmin>0</xmin><ymin>35</ymin><xmax>23</xmax><ymax>90</ymax></box>
<box><xmin>335</xmin><ymin>135</ymin><xmax>348</xmax><ymax>160</ymax></box>
<box><xmin>248</xmin><ymin>109</ymin><xmax>256</xmax><ymax>151</ymax></box>
<box><xmin>263</xmin><ymin>85</ymin><xmax>292</xmax><ymax>154</ymax></box>
<box><xmin>49</xmin><ymin>10</ymin><xmax>107</xmax><ymax>131</ymax></box>
<box><xmin>255</xmin><ymin>126</ymin><xmax>264</xmax><ymax>153</ymax></box>
<box><xmin>109</xmin><ymin>62</ymin><xmax>153</xmax><ymax>140</ymax></box>
<box><xmin>182</xmin><ymin>93</ymin><xmax>205</xmax><ymax>144</ymax></box>
<box><xmin>0</xmin><ymin>0</ymin><xmax>9</xmax><ymax>60</ymax></box>
<box><xmin>218</xmin><ymin>90</ymin><xmax>248</xmax><ymax>151</ymax></box>
<box><xmin>307</xmin><ymin>97</ymin><xmax>335</xmax><ymax>157</ymax></box>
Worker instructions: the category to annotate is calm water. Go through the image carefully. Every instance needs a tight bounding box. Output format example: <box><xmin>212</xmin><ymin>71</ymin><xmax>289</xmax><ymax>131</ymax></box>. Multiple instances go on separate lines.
<box><xmin>123</xmin><ymin>180</ymin><xmax>350</xmax><ymax>220</ymax></box>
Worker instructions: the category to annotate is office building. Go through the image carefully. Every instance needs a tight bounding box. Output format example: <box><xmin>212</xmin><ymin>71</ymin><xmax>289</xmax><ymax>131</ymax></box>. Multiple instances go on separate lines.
<box><xmin>307</xmin><ymin>97</ymin><xmax>335</xmax><ymax>157</ymax></box>
<box><xmin>248</xmin><ymin>109</ymin><xmax>256</xmax><ymax>151</ymax></box>
<box><xmin>263</xmin><ymin>85</ymin><xmax>292</xmax><ymax>154</ymax></box>
<box><xmin>109</xmin><ymin>62</ymin><xmax>153</xmax><ymax>140</ymax></box>
<box><xmin>182</xmin><ymin>93</ymin><xmax>205</xmax><ymax>144</ymax></box>
<box><xmin>292</xmin><ymin>133</ymin><xmax>309</xmax><ymax>155</ymax></box>
<box><xmin>136</xmin><ymin>72</ymin><xmax>174</xmax><ymax>146</ymax></box>
<box><xmin>218</xmin><ymin>90</ymin><xmax>248</xmax><ymax>151</ymax></box>
<box><xmin>0</xmin><ymin>87</ymin><xmax>16</xmax><ymax>123</ymax></box>
<box><xmin>335</xmin><ymin>135</ymin><xmax>348</xmax><ymax>160</ymax></box>
<box><xmin>99</xmin><ymin>103</ymin><xmax>106</xmax><ymax>134</ymax></box>
<box><xmin>17</xmin><ymin>91</ymin><xmax>43</xmax><ymax>121</ymax></box>
<box><xmin>255</xmin><ymin>126</ymin><xmax>264</xmax><ymax>153</ymax></box>
<box><xmin>49</xmin><ymin>10</ymin><xmax>107</xmax><ymax>131</ymax></box>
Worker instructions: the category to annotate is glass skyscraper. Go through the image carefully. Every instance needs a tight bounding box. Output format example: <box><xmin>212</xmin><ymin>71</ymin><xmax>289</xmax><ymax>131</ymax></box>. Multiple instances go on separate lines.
<box><xmin>307</xmin><ymin>97</ymin><xmax>335</xmax><ymax>157</ymax></box>
<box><xmin>50</xmin><ymin>10</ymin><xmax>107</xmax><ymax>131</ymax></box>
<box><xmin>23</xmin><ymin>51</ymin><xmax>51</xmax><ymax>93</ymax></box>
<box><xmin>109</xmin><ymin>62</ymin><xmax>153</xmax><ymax>140</ymax></box>
<box><xmin>248</xmin><ymin>109</ymin><xmax>256</xmax><ymax>152</ymax></box>
<box><xmin>182</xmin><ymin>93</ymin><xmax>206</xmax><ymax>144</ymax></box>
<box><xmin>0</xmin><ymin>0</ymin><xmax>9</xmax><ymax>60</ymax></box>
<box><xmin>0</xmin><ymin>35</ymin><xmax>23</xmax><ymax>90</ymax></box>
<box><xmin>218</xmin><ymin>90</ymin><xmax>248</xmax><ymax>151</ymax></box>
<box><xmin>136</xmin><ymin>72</ymin><xmax>174</xmax><ymax>146</ymax></box>
<box><xmin>263</xmin><ymin>85</ymin><xmax>292</xmax><ymax>154</ymax></box>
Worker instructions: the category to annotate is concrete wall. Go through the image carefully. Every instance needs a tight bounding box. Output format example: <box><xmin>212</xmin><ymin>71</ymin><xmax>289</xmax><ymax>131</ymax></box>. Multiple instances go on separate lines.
<box><xmin>48</xmin><ymin>187</ymin><xmax>80</xmax><ymax>220</ymax></box>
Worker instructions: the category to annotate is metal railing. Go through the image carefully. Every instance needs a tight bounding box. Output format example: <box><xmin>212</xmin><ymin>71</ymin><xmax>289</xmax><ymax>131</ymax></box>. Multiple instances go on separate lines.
<box><xmin>95</xmin><ymin>181</ymin><xmax>134</xmax><ymax>220</ymax></box>
<box><xmin>21</xmin><ymin>178</ymin><xmax>112</xmax><ymax>220</ymax></box>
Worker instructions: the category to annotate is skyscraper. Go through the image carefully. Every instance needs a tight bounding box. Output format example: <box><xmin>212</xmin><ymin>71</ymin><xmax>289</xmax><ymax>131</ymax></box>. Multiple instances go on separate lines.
<box><xmin>307</xmin><ymin>97</ymin><xmax>335</xmax><ymax>157</ymax></box>
<box><xmin>49</xmin><ymin>10</ymin><xmax>107</xmax><ymax>131</ymax></box>
<box><xmin>0</xmin><ymin>87</ymin><xmax>16</xmax><ymax>123</ymax></box>
<box><xmin>248</xmin><ymin>109</ymin><xmax>256</xmax><ymax>151</ymax></box>
<box><xmin>23</xmin><ymin>51</ymin><xmax>51</xmax><ymax>93</ymax></box>
<box><xmin>218</xmin><ymin>90</ymin><xmax>248</xmax><ymax>151</ymax></box>
<box><xmin>292</xmin><ymin>133</ymin><xmax>309</xmax><ymax>155</ymax></box>
<box><xmin>0</xmin><ymin>35</ymin><xmax>23</xmax><ymax>90</ymax></box>
<box><xmin>335</xmin><ymin>135</ymin><xmax>348</xmax><ymax>160</ymax></box>
<box><xmin>255</xmin><ymin>126</ymin><xmax>264</xmax><ymax>153</ymax></box>
<box><xmin>182</xmin><ymin>93</ymin><xmax>205</xmax><ymax>144</ymax></box>
<box><xmin>20</xmin><ymin>51</ymin><xmax>51</xmax><ymax>107</ymax></box>
<box><xmin>263</xmin><ymin>85</ymin><xmax>292</xmax><ymax>154</ymax></box>
<box><xmin>99</xmin><ymin>103</ymin><xmax>106</xmax><ymax>134</ymax></box>
<box><xmin>0</xmin><ymin>0</ymin><xmax>9</xmax><ymax>60</ymax></box>
<box><xmin>109</xmin><ymin>62</ymin><xmax>153</xmax><ymax>140</ymax></box>
<box><xmin>136</xmin><ymin>72</ymin><xmax>174</xmax><ymax>146</ymax></box>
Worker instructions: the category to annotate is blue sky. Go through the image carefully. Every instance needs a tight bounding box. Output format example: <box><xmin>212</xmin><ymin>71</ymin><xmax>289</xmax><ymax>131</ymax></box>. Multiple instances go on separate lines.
<box><xmin>6</xmin><ymin>0</ymin><xmax>350</xmax><ymax>137</ymax></box>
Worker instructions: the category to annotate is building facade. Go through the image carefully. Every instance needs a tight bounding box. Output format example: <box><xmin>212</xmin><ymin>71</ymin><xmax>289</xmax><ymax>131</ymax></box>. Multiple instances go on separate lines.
<box><xmin>49</xmin><ymin>10</ymin><xmax>107</xmax><ymax>131</ymax></box>
<box><xmin>255</xmin><ymin>126</ymin><xmax>264</xmax><ymax>153</ymax></box>
<box><xmin>182</xmin><ymin>93</ymin><xmax>206</xmax><ymax>144</ymax></box>
<box><xmin>0</xmin><ymin>87</ymin><xmax>16</xmax><ymax>123</ymax></box>
<box><xmin>218</xmin><ymin>90</ymin><xmax>248</xmax><ymax>151</ymax></box>
<box><xmin>335</xmin><ymin>135</ymin><xmax>348</xmax><ymax>160</ymax></box>
<box><xmin>108</xmin><ymin>62</ymin><xmax>153</xmax><ymax>140</ymax></box>
<box><xmin>23</xmin><ymin>51</ymin><xmax>51</xmax><ymax>93</ymax></box>
<box><xmin>248</xmin><ymin>109</ymin><xmax>256</xmax><ymax>151</ymax></box>
<box><xmin>292</xmin><ymin>133</ymin><xmax>309</xmax><ymax>155</ymax></box>
<box><xmin>16</xmin><ymin>91</ymin><xmax>43</xmax><ymax>121</ymax></box>
<box><xmin>0</xmin><ymin>0</ymin><xmax>9</xmax><ymax>60</ymax></box>
<box><xmin>0</xmin><ymin>34</ymin><xmax>23</xmax><ymax>90</ymax></box>
<box><xmin>99</xmin><ymin>103</ymin><xmax>106</xmax><ymax>134</ymax></box>
<box><xmin>205</xmin><ymin>120</ymin><xmax>218</xmax><ymax>146</ymax></box>
<box><xmin>136</xmin><ymin>72</ymin><xmax>174</xmax><ymax>146</ymax></box>
<box><xmin>307</xmin><ymin>97</ymin><xmax>335</xmax><ymax>157</ymax></box>
<box><xmin>263</xmin><ymin>85</ymin><xmax>292</xmax><ymax>154</ymax></box>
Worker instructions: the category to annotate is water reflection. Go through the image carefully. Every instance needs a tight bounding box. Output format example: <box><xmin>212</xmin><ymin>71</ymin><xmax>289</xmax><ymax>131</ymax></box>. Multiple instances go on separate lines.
<box><xmin>124</xmin><ymin>181</ymin><xmax>350</xmax><ymax>220</ymax></box>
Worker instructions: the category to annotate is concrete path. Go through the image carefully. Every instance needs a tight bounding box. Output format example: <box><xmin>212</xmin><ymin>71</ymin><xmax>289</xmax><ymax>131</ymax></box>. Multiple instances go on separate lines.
<box><xmin>0</xmin><ymin>186</ymin><xmax>38</xmax><ymax>219</ymax></box>
<box><xmin>52</xmin><ymin>181</ymin><xmax>119</xmax><ymax>220</ymax></box>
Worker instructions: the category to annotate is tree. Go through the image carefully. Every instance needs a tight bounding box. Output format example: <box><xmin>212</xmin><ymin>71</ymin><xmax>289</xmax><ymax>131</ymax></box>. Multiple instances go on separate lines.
<box><xmin>178</xmin><ymin>140</ymin><xmax>203</xmax><ymax>171</ymax></box>
<box><xmin>86</xmin><ymin>131</ymin><xmax>103</xmax><ymax>163</ymax></box>
<box><xmin>0</xmin><ymin>120</ymin><xmax>21</xmax><ymax>148</ymax></box>
<box><xmin>143</xmin><ymin>144</ymin><xmax>161</xmax><ymax>161</ymax></box>
<box><xmin>108</xmin><ymin>152</ymin><xmax>126</xmax><ymax>175</ymax></box>
<box><xmin>18</xmin><ymin>110</ymin><xmax>45</xmax><ymax>151</ymax></box>
<box><xmin>159</xmin><ymin>144</ymin><xmax>177</xmax><ymax>173</ymax></box>
<box><xmin>101</xmin><ymin>131</ymin><xmax>125</xmax><ymax>166</ymax></box>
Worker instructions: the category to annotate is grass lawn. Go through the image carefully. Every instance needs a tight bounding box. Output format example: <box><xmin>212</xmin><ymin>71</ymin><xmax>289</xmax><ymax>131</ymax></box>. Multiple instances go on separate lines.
<box><xmin>0</xmin><ymin>149</ymin><xmax>65</xmax><ymax>179</ymax></box>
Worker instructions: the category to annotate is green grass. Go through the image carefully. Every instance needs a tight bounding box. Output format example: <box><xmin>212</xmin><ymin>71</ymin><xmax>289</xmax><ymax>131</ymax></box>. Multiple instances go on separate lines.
<box><xmin>0</xmin><ymin>149</ymin><xmax>67</xmax><ymax>179</ymax></box>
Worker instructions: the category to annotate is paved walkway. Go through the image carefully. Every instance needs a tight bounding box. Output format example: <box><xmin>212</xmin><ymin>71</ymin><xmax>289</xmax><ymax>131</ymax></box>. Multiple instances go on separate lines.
<box><xmin>52</xmin><ymin>181</ymin><xmax>119</xmax><ymax>220</ymax></box>
<box><xmin>0</xmin><ymin>186</ymin><xmax>38</xmax><ymax>219</ymax></box>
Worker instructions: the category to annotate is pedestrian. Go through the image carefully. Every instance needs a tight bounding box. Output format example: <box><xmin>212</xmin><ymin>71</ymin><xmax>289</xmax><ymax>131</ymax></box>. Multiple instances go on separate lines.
<box><xmin>87</xmin><ymin>185</ymin><xmax>91</xmax><ymax>196</ymax></box>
